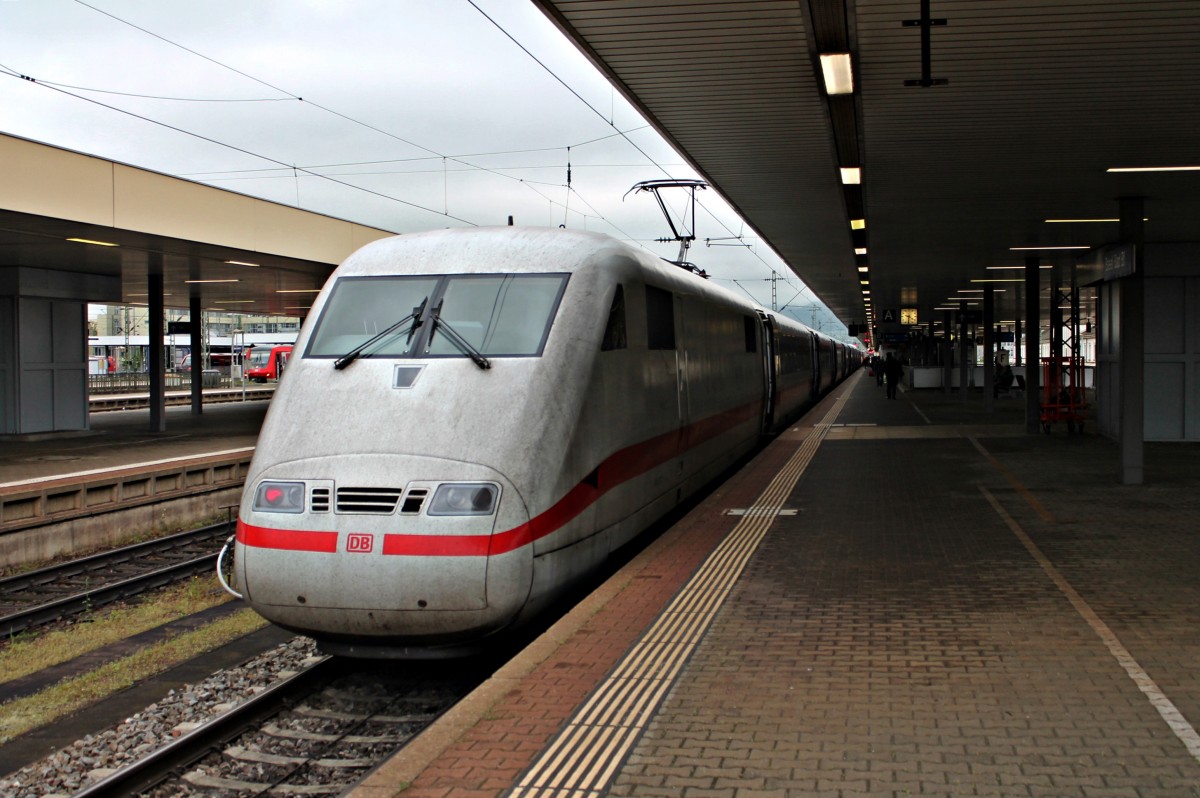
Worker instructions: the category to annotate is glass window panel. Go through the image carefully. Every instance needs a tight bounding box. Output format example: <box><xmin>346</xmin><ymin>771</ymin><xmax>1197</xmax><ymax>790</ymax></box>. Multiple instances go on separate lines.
<box><xmin>306</xmin><ymin>277</ymin><xmax>439</xmax><ymax>357</ymax></box>
<box><xmin>426</xmin><ymin>275</ymin><xmax>566</xmax><ymax>357</ymax></box>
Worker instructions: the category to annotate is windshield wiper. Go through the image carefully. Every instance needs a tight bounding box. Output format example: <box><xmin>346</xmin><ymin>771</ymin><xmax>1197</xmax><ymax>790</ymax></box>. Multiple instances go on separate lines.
<box><xmin>429</xmin><ymin>299</ymin><xmax>491</xmax><ymax>370</ymax></box>
<box><xmin>333</xmin><ymin>297</ymin><xmax>428</xmax><ymax>370</ymax></box>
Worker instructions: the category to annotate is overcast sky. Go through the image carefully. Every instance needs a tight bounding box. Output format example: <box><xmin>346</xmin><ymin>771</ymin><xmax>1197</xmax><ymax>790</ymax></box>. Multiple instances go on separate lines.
<box><xmin>0</xmin><ymin>0</ymin><xmax>844</xmax><ymax>333</ymax></box>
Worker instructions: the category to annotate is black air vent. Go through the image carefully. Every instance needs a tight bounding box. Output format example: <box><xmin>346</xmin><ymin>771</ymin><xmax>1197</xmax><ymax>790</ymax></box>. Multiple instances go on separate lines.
<box><xmin>400</xmin><ymin>488</ymin><xmax>429</xmax><ymax>515</ymax></box>
<box><xmin>310</xmin><ymin>487</ymin><xmax>331</xmax><ymax>513</ymax></box>
<box><xmin>336</xmin><ymin>487</ymin><xmax>402</xmax><ymax>514</ymax></box>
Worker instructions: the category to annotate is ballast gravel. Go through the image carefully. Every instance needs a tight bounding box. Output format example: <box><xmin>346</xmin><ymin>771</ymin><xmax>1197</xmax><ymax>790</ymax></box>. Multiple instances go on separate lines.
<box><xmin>0</xmin><ymin>636</ymin><xmax>319</xmax><ymax>798</ymax></box>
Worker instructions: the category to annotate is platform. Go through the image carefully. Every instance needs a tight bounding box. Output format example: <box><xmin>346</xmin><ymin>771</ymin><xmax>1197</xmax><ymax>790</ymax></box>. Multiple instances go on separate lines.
<box><xmin>0</xmin><ymin>401</ymin><xmax>270</xmax><ymax>565</ymax></box>
<box><xmin>0</xmin><ymin>400</ymin><xmax>269</xmax><ymax>486</ymax></box>
<box><xmin>351</xmin><ymin>372</ymin><xmax>1200</xmax><ymax>798</ymax></box>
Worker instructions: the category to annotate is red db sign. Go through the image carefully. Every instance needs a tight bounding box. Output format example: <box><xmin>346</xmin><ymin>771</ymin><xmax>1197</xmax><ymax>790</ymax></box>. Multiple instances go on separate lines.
<box><xmin>346</xmin><ymin>533</ymin><xmax>374</xmax><ymax>553</ymax></box>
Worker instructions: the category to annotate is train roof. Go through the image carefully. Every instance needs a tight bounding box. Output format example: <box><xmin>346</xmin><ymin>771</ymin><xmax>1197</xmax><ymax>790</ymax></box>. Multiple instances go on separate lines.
<box><xmin>331</xmin><ymin>227</ymin><xmax>843</xmax><ymax>346</ymax></box>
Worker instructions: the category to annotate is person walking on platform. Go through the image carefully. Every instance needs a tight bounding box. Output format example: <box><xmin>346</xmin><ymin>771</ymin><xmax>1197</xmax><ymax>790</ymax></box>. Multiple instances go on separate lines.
<box><xmin>883</xmin><ymin>352</ymin><xmax>904</xmax><ymax>399</ymax></box>
<box><xmin>873</xmin><ymin>354</ymin><xmax>884</xmax><ymax>386</ymax></box>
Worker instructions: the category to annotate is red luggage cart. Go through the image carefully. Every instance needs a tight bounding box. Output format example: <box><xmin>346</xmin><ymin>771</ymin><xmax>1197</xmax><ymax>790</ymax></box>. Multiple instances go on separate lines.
<box><xmin>1039</xmin><ymin>356</ymin><xmax>1086</xmax><ymax>434</ymax></box>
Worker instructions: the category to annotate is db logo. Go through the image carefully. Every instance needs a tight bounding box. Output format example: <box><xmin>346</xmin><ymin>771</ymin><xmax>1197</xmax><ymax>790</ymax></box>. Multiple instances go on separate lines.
<box><xmin>346</xmin><ymin>533</ymin><xmax>374</xmax><ymax>553</ymax></box>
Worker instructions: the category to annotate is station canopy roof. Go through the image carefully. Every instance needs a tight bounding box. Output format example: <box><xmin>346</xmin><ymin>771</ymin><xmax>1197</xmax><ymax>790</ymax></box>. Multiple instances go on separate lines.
<box><xmin>0</xmin><ymin>133</ymin><xmax>391</xmax><ymax>318</ymax></box>
<box><xmin>532</xmin><ymin>0</ymin><xmax>1200</xmax><ymax>333</ymax></box>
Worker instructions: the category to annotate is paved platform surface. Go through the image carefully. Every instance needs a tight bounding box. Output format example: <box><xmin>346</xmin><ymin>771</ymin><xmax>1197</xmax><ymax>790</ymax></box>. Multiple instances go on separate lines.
<box><xmin>351</xmin><ymin>374</ymin><xmax>1200</xmax><ymax>798</ymax></box>
<box><xmin>0</xmin><ymin>401</ymin><xmax>269</xmax><ymax>486</ymax></box>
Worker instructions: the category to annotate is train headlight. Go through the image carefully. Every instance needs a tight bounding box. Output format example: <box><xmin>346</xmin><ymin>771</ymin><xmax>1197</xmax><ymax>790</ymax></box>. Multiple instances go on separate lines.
<box><xmin>428</xmin><ymin>483</ymin><xmax>498</xmax><ymax>516</ymax></box>
<box><xmin>253</xmin><ymin>481</ymin><xmax>305</xmax><ymax>513</ymax></box>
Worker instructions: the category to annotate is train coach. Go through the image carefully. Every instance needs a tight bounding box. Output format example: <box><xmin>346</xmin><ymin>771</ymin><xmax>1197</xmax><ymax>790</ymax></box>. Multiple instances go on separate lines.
<box><xmin>221</xmin><ymin>227</ymin><xmax>858</xmax><ymax>657</ymax></box>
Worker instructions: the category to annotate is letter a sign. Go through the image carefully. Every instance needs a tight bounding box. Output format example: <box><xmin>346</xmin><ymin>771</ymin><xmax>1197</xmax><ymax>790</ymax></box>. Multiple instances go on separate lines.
<box><xmin>881</xmin><ymin>308</ymin><xmax>897</xmax><ymax>323</ymax></box>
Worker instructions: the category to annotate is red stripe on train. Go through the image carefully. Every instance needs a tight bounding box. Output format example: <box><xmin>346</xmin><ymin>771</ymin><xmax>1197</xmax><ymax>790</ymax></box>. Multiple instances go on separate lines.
<box><xmin>237</xmin><ymin>520</ymin><xmax>338</xmax><ymax>553</ymax></box>
<box><xmin>239</xmin><ymin>400</ymin><xmax>762</xmax><ymax>557</ymax></box>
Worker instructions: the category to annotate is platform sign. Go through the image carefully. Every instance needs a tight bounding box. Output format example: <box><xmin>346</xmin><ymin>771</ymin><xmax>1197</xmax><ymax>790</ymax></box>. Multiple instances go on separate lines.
<box><xmin>1077</xmin><ymin>242</ymin><xmax>1135</xmax><ymax>285</ymax></box>
<box><xmin>880</xmin><ymin>308</ymin><xmax>898</xmax><ymax>323</ymax></box>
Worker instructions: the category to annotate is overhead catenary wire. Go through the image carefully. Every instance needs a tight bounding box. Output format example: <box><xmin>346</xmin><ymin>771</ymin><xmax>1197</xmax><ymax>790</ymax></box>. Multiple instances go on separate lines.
<box><xmin>0</xmin><ymin>63</ymin><xmax>477</xmax><ymax>227</ymax></box>
<box><xmin>54</xmin><ymin>1</ymin><xmax>837</xmax><ymax>329</ymax></box>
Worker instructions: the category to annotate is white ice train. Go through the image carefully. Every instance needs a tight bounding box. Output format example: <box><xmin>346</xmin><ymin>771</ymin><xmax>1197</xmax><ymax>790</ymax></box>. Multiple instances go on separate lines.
<box><xmin>221</xmin><ymin>227</ymin><xmax>859</xmax><ymax>657</ymax></box>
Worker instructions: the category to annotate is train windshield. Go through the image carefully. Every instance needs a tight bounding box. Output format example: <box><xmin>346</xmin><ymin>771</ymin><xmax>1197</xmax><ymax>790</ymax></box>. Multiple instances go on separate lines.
<box><xmin>306</xmin><ymin>277</ymin><xmax>439</xmax><ymax>358</ymax></box>
<box><xmin>306</xmin><ymin>273</ymin><xmax>567</xmax><ymax>360</ymax></box>
<box><xmin>425</xmin><ymin>275</ymin><xmax>566</xmax><ymax>357</ymax></box>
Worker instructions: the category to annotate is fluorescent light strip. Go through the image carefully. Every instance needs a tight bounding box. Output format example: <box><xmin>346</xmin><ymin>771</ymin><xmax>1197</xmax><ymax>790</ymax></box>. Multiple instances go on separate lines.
<box><xmin>276</xmin><ymin>289</ymin><xmax>322</xmax><ymax>293</ymax></box>
<box><xmin>850</xmin><ymin>219</ymin><xmax>865</xmax><ymax>230</ymax></box>
<box><xmin>185</xmin><ymin>279</ymin><xmax>240</xmax><ymax>284</ymax></box>
<box><xmin>840</xmin><ymin>167</ymin><xmax>861</xmax><ymax>185</ymax></box>
<box><xmin>988</xmin><ymin>265</ymin><xmax>1053</xmax><ymax>270</ymax></box>
<box><xmin>1009</xmin><ymin>246</ymin><xmax>1090</xmax><ymax>251</ymax></box>
<box><xmin>225</xmin><ymin>260</ymin><xmax>260</xmax><ymax>267</ymax></box>
<box><xmin>67</xmin><ymin>237</ymin><xmax>118</xmax><ymax>247</ymax></box>
<box><xmin>1107</xmin><ymin>165</ymin><xmax>1200</xmax><ymax>173</ymax></box>
<box><xmin>970</xmin><ymin>279</ymin><xmax>1024</xmax><ymax>283</ymax></box>
<box><xmin>1044</xmin><ymin>218</ymin><xmax>1146</xmax><ymax>223</ymax></box>
<box><xmin>854</xmin><ymin>247</ymin><xmax>867</xmax><ymax>256</ymax></box>
<box><xmin>820</xmin><ymin>53</ymin><xmax>854</xmax><ymax>95</ymax></box>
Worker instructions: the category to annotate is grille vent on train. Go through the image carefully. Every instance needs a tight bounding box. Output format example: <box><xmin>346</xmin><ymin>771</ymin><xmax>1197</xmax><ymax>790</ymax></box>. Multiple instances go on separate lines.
<box><xmin>336</xmin><ymin>487</ymin><xmax>403</xmax><ymax>514</ymax></box>
<box><xmin>400</xmin><ymin>488</ymin><xmax>429</xmax><ymax>515</ymax></box>
<box><xmin>310</xmin><ymin>487</ymin><xmax>331</xmax><ymax>513</ymax></box>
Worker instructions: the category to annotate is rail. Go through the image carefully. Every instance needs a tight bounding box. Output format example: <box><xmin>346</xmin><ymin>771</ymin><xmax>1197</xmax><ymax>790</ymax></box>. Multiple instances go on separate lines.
<box><xmin>0</xmin><ymin>521</ymin><xmax>234</xmax><ymax>637</ymax></box>
<box><xmin>88</xmin><ymin>384</ymin><xmax>276</xmax><ymax>412</ymax></box>
<box><xmin>74</xmin><ymin>656</ymin><xmax>344</xmax><ymax>798</ymax></box>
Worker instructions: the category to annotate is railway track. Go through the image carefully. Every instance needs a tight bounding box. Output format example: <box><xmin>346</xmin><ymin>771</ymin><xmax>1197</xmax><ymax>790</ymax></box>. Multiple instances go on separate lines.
<box><xmin>76</xmin><ymin>654</ymin><xmax>478</xmax><ymax>797</ymax></box>
<box><xmin>0</xmin><ymin>522</ymin><xmax>233</xmax><ymax>637</ymax></box>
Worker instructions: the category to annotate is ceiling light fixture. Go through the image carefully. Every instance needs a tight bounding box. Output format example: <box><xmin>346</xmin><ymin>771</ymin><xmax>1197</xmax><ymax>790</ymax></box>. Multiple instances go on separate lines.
<box><xmin>66</xmin><ymin>237</ymin><xmax>118</xmax><ymax>247</ymax></box>
<box><xmin>840</xmin><ymin>167</ymin><xmax>861</xmax><ymax>184</ymax></box>
<box><xmin>1009</xmin><ymin>246</ymin><xmax>1090</xmax><ymax>251</ymax></box>
<box><xmin>820</xmin><ymin>53</ymin><xmax>854</xmax><ymax>95</ymax></box>
<box><xmin>224</xmin><ymin>260</ymin><xmax>260</xmax><ymax>267</ymax></box>
<box><xmin>1107</xmin><ymin>165</ymin><xmax>1200</xmax><ymax>173</ymax></box>
<box><xmin>850</xmin><ymin>219</ymin><xmax>866</xmax><ymax>230</ymax></box>
<box><xmin>857</xmin><ymin>266</ymin><xmax>869</xmax><ymax>273</ymax></box>
<box><xmin>1044</xmin><ymin>218</ymin><xmax>1146</xmax><ymax>223</ymax></box>
<box><xmin>854</xmin><ymin>247</ymin><xmax>867</xmax><ymax>256</ymax></box>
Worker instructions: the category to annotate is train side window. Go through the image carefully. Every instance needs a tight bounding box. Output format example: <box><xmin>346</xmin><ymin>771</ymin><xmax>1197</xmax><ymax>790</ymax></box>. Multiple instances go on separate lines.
<box><xmin>645</xmin><ymin>285</ymin><xmax>675</xmax><ymax>350</ymax></box>
<box><xmin>601</xmin><ymin>285</ymin><xmax>627</xmax><ymax>351</ymax></box>
<box><xmin>744</xmin><ymin>316</ymin><xmax>757</xmax><ymax>353</ymax></box>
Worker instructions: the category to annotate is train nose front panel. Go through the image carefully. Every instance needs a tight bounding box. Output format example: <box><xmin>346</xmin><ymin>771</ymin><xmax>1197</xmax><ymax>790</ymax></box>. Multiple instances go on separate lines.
<box><xmin>236</xmin><ymin>454</ymin><xmax>530</xmax><ymax>616</ymax></box>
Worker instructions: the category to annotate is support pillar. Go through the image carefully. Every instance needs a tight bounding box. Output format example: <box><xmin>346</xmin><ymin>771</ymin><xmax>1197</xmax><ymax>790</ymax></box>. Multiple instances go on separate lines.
<box><xmin>958</xmin><ymin>301</ymin><xmax>969</xmax><ymax>400</ymax></box>
<box><xmin>942</xmin><ymin>309</ymin><xmax>952</xmax><ymax>394</ymax></box>
<box><xmin>1119</xmin><ymin>197</ymin><xmax>1145</xmax><ymax>484</ymax></box>
<box><xmin>148</xmin><ymin>267</ymin><xmax>166</xmax><ymax>433</ymax></box>
<box><xmin>983</xmin><ymin>286</ymin><xmax>995</xmax><ymax>411</ymax></box>
<box><xmin>1025</xmin><ymin>256</ymin><xmax>1041</xmax><ymax>434</ymax></box>
<box><xmin>190</xmin><ymin>293</ymin><xmax>203</xmax><ymax>415</ymax></box>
